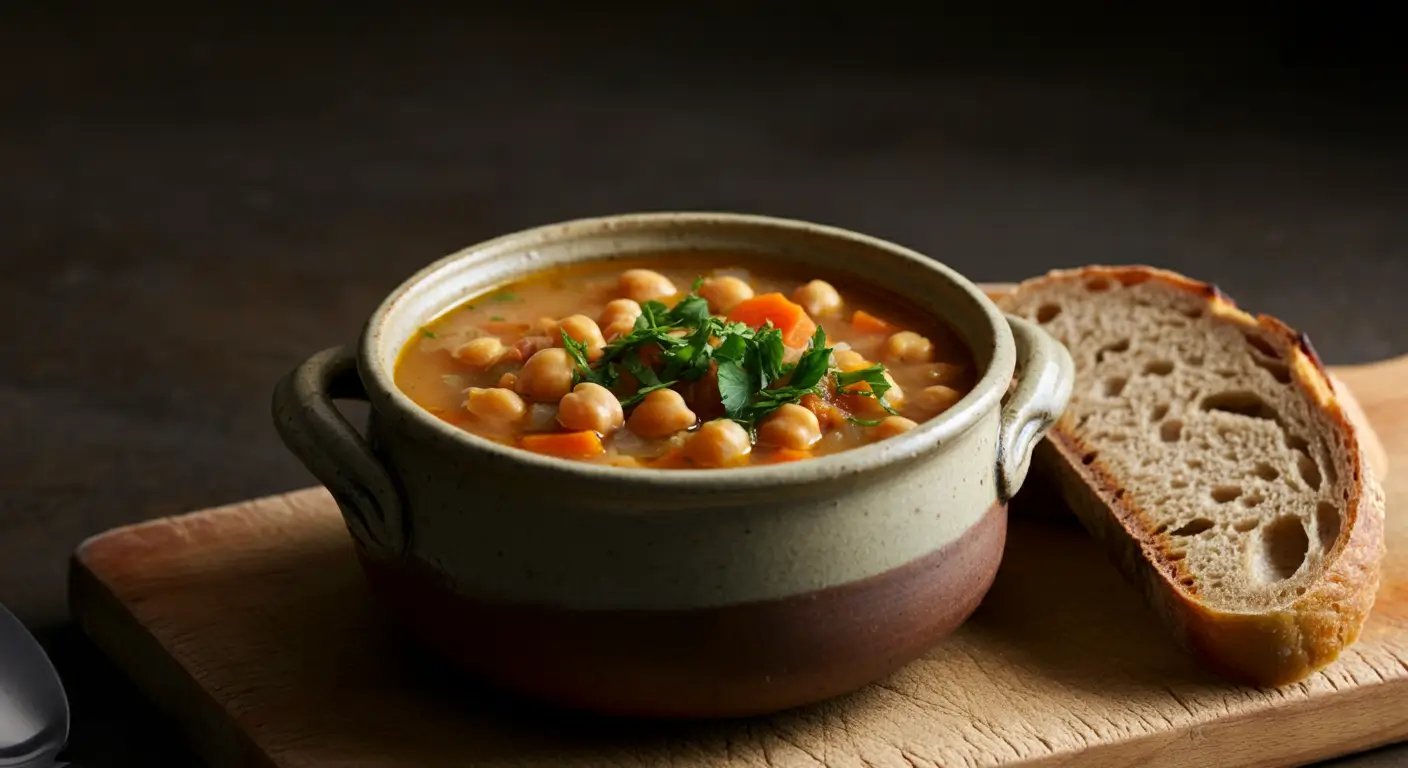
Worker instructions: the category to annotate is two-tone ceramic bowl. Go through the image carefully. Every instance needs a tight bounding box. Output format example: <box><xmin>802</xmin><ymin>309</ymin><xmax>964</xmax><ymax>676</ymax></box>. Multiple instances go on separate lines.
<box><xmin>272</xmin><ymin>212</ymin><xmax>1073</xmax><ymax>717</ymax></box>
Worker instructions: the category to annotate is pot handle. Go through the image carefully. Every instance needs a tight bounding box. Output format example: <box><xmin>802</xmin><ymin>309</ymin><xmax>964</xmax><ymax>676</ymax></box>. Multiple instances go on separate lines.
<box><xmin>272</xmin><ymin>346</ymin><xmax>407</xmax><ymax>558</ymax></box>
<box><xmin>996</xmin><ymin>315</ymin><xmax>1074</xmax><ymax>502</ymax></box>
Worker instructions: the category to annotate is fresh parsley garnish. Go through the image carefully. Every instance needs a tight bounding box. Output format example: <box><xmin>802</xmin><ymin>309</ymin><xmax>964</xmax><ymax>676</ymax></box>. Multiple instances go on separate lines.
<box><xmin>835</xmin><ymin>363</ymin><xmax>901</xmax><ymax>415</ymax></box>
<box><xmin>419</xmin><ymin>327</ymin><xmax>437</xmax><ymax>339</ymax></box>
<box><xmin>562</xmin><ymin>284</ymin><xmax>900</xmax><ymax>434</ymax></box>
<box><xmin>561</xmin><ymin>330</ymin><xmax>618</xmax><ymax>388</ymax></box>
<box><xmin>490</xmin><ymin>315</ymin><xmax>505</xmax><ymax>321</ymax></box>
<box><xmin>490</xmin><ymin>291</ymin><xmax>519</xmax><ymax>303</ymax></box>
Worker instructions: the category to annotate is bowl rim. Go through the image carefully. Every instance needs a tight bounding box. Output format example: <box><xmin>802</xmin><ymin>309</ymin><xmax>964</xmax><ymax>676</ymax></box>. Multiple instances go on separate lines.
<box><xmin>357</xmin><ymin>211</ymin><xmax>1015</xmax><ymax>492</ymax></box>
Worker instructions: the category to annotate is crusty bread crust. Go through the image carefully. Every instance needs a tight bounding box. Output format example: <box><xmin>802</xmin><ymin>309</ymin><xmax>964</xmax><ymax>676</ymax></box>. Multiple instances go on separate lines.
<box><xmin>1001</xmin><ymin>266</ymin><xmax>1386</xmax><ymax>687</ymax></box>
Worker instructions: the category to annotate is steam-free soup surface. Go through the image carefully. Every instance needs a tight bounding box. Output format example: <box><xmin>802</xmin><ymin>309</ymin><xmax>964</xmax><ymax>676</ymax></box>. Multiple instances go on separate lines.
<box><xmin>395</xmin><ymin>257</ymin><xmax>977</xmax><ymax>469</ymax></box>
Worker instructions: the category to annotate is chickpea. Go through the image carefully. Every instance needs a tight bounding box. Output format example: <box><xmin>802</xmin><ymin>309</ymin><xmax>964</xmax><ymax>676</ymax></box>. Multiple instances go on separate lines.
<box><xmin>532</xmin><ymin>316</ymin><xmax>559</xmax><ymax>336</ymax></box>
<box><xmin>699</xmin><ymin>276</ymin><xmax>755</xmax><ymax>313</ymax></box>
<box><xmin>599</xmin><ymin>299</ymin><xmax>642</xmax><ymax>329</ymax></box>
<box><xmin>882</xmin><ymin>375</ymin><xmax>905</xmax><ymax>409</ymax></box>
<box><xmin>792</xmin><ymin>279</ymin><xmax>842</xmax><ymax>317</ymax></box>
<box><xmin>756</xmin><ymin>403</ymin><xmax>822</xmax><ymax>450</ymax></box>
<box><xmin>683</xmin><ymin>419</ymin><xmax>752</xmax><ymax>468</ymax></box>
<box><xmin>465</xmin><ymin>387</ymin><xmax>527</xmax><ymax>422</ymax></box>
<box><xmin>604</xmin><ymin>319</ymin><xmax>636</xmax><ymax>341</ymax></box>
<box><xmin>497</xmin><ymin>372</ymin><xmax>518</xmax><ymax>389</ymax></box>
<box><xmin>626</xmin><ymin>388</ymin><xmax>698</xmax><ymax>438</ymax></box>
<box><xmin>453</xmin><ymin>337</ymin><xmax>508</xmax><ymax>368</ymax></box>
<box><xmin>925</xmin><ymin>362</ymin><xmax>967</xmax><ymax>386</ymax></box>
<box><xmin>883</xmin><ymin>331</ymin><xmax>934</xmax><ymax>364</ymax></box>
<box><xmin>619</xmin><ymin>269</ymin><xmax>677</xmax><ymax>303</ymax></box>
<box><xmin>557</xmin><ymin>382</ymin><xmax>625</xmax><ymax>434</ymax></box>
<box><xmin>870</xmin><ymin>416</ymin><xmax>919</xmax><ymax>441</ymax></box>
<box><xmin>833</xmin><ymin>348</ymin><xmax>870</xmax><ymax>372</ymax></box>
<box><xmin>515</xmin><ymin>348</ymin><xmax>575</xmax><ymax>401</ymax></box>
<box><xmin>920</xmin><ymin>384</ymin><xmax>964</xmax><ymax>413</ymax></box>
<box><xmin>557</xmin><ymin>314</ymin><xmax>607</xmax><ymax>355</ymax></box>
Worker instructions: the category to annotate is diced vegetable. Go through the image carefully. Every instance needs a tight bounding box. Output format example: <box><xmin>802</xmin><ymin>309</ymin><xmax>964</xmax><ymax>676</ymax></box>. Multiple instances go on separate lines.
<box><xmin>519</xmin><ymin>430</ymin><xmax>605</xmax><ymax>459</ymax></box>
<box><xmin>727</xmin><ymin>293</ymin><xmax>818</xmax><ymax>348</ymax></box>
<box><xmin>851</xmin><ymin>309</ymin><xmax>900</xmax><ymax>335</ymax></box>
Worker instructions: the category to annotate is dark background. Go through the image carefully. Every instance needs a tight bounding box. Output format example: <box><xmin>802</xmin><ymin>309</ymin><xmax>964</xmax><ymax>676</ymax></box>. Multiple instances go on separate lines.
<box><xmin>3</xmin><ymin>6</ymin><xmax>1405</xmax><ymax>765</ymax></box>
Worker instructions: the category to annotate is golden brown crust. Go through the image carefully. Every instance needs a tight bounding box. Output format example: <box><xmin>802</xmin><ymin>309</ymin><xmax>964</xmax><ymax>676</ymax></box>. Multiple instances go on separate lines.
<box><xmin>1000</xmin><ymin>265</ymin><xmax>1386</xmax><ymax>687</ymax></box>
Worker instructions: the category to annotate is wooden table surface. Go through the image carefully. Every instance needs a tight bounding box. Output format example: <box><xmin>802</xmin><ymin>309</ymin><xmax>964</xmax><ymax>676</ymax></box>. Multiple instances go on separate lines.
<box><xmin>3</xmin><ymin>7</ymin><xmax>1406</xmax><ymax>766</ymax></box>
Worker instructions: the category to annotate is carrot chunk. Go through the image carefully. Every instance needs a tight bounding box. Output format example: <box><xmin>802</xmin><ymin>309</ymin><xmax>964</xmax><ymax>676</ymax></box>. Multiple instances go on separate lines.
<box><xmin>518</xmin><ymin>430</ymin><xmax>605</xmax><ymax>459</ymax></box>
<box><xmin>727</xmin><ymin>293</ymin><xmax>818</xmax><ymax>348</ymax></box>
<box><xmin>851</xmin><ymin>309</ymin><xmax>900</xmax><ymax>335</ymax></box>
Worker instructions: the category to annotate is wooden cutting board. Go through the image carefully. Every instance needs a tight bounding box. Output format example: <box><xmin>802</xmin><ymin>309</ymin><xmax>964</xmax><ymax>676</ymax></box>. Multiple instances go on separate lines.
<box><xmin>70</xmin><ymin>344</ymin><xmax>1408</xmax><ymax>768</ymax></box>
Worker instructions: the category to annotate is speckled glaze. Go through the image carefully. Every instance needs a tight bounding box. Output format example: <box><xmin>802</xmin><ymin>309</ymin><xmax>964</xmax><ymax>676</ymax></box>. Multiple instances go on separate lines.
<box><xmin>272</xmin><ymin>212</ymin><xmax>1073</xmax><ymax>717</ymax></box>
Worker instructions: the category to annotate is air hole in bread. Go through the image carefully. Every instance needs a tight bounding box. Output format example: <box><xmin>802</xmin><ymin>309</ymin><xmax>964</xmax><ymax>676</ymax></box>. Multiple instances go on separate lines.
<box><xmin>1211</xmin><ymin>485</ymin><xmax>1242</xmax><ymax>503</ymax></box>
<box><xmin>1151</xmin><ymin>403</ymin><xmax>1170</xmax><ymax>421</ymax></box>
<box><xmin>1186</xmin><ymin>354</ymin><xmax>1205</xmax><ymax>367</ymax></box>
<box><xmin>1036</xmin><ymin>304</ymin><xmax>1062</xmax><ymax>323</ymax></box>
<box><xmin>1245</xmin><ymin>334</ymin><xmax>1280</xmax><ymax>359</ymax></box>
<box><xmin>1180</xmin><ymin>306</ymin><xmax>1204</xmax><ymax>319</ymax></box>
<box><xmin>1117</xmin><ymin>272</ymin><xmax>1151</xmax><ymax>287</ymax></box>
<box><xmin>1201</xmin><ymin>391</ymin><xmax>1281</xmax><ymax>422</ymax></box>
<box><xmin>1253</xmin><ymin>462</ymin><xmax>1279</xmax><ymax>481</ymax></box>
<box><xmin>1160</xmin><ymin>420</ymin><xmax>1183</xmax><ymax>442</ymax></box>
<box><xmin>1255</xmin><ymin>358</ymin><xmax>1292</xmax><ymax>384</ymax></box>
<box><xmin>1180</xmin><ymin>576</ymin><xmax>1196</xmax><ymax>588</ymax></box>
<box><xmin>1081</xmin><ymin>450</ymin><xmax>1098</xmax><ymax>465</ymax></box>
<box><xmin>1297</xmin><ymin>452</ymin><xmax>1323</xmax><ymax>491</ymax></box>
<box><xmin>1322</xmin><ymin>439</ymin><xmax>1339</xmax><ymax>487</ymax></box>
<box><xmin>1234</xmin><ymin>518</ymin><xmax>1259</xmax><ymax>533</ymax></box>
<box><xmin>1316</xmin><ymin>502</ymin><xmax>1341</xmax><ymax>553</ymax></box>
<box><xmin>1096</xmin><ymin>338</ymin><xmax>1131</xmax><ymax>362</ymax></box>
<box><xmin>1166</xmin><ymin>550</ymin><xmax>1187</xmax><ymax>561</ymax></box>
<box><xmin>1103</xmin><ymin>377</ymin><xmax>1128</xmax><ymax>397</ymax></box>
<box><xmin>1241</xmin><ymin>491</ymin><xmax>1265</xmax><ymax>507</ymax></box>
<box><xmin>1286</xmin><ymin>434</ymin><xmax>1310</xmax><ymax>452</ymax></box>
<box><xmin>1256</xmin><ymin>516</ymin><xmax>1309</xmax><ymax>582</ymax></box>
<box><xmin>1170</xmin><ymin>478</ymin><xmax>1188</xmax><ymax>489</ymax></box>
<box><xmin>1086</xmin><ymin>278</ymin><xmax>1112</xmax><ymax>292</ymax></box>
<box><xmin>1187</xmin><ymin>458</ymin><xmax>1203</xmax><ymax>470</ymax></box>
<box><xmin>1144</xmin><ymin>360</ymin><xmax>1175</xmax><ymax>376</ymax></box>
<box><xmin>1171</xmin><ymin>518</ymin><xmax>1215</xmax><ymax>536</ymax></box>
<box><xmin>1152</xmin><ymin>521</ymin><xmax>1171</xmax><ymax>535</ymax></box>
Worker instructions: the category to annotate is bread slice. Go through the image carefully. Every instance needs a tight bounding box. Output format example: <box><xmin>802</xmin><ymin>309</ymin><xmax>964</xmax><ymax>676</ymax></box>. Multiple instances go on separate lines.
<box><xmin>998</xmin><ymin>266</ymin><xmax>1385</xmax><ymax>687</ymax></box>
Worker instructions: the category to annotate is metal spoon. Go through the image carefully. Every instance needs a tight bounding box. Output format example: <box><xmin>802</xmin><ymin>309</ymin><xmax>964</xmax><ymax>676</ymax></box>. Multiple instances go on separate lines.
<box><xmin>0</xmin><ymin>603</ymin><xmax>72</xmax><ymax>767</ymax></box>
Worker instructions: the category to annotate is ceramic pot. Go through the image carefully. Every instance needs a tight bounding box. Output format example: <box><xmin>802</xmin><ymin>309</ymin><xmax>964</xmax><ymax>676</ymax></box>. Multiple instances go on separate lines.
<box><xmin>272</xmin><ymin>212</ymin><xmax>1073</xmax><ymax>718</ymax></box>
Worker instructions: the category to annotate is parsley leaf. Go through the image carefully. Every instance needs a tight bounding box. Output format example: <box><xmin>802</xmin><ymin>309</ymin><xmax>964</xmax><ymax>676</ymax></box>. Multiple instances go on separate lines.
<box><xmin>746</xmin><ymin>325</ymin><xmax>787</xmax><ymax>391</ymax></box>
<box><xmin>636</xmin><ymin>301</ymin><xmax>672</xmax><ymax>331</ymax></box>
<box><xmin>835</xmin><ymin>362</ymin><xmax>900</xmax><ymax>414</ymax></box>
<box><xmin>667</xmin><ymin>294</ymin><xmax>711</xmax><ymax>326</ymax></box>
<box><xmin>490</xmin><ymin>291</ymin><xmax>519</xmax><ymax>303</ymax></box>
<box><xmin>691</xmin><ymin>275</ymin><xmax>705</xmax><ymax>292</ymax></box>
<box><xmin>419</xmin><ymin>327</ymin><xmax>437</xmax><ymax>339</ymax></box>
<box><xmin>724</xmin><ymin>326</ymin><xmax>834</xmax><ymax>426</ymax></box>
<box><xmin>717</xmin><ymin>360</ymin><xmax>751</xmax><ymax>418</ymax></box>
<box><xmin>561</xmin><ymin>330</ymin><xmax>617</xmax><ymax>388</ymax></box>
<box><xmin>619</xmin><ymin>350</ymin><xmax>676</xmax><ymax>407</ymax></box>
<box><xmin>846</xmin><ymin>416</ymin><xmax>887</xmax><ymax>427</ymax></box>
<box><xmin>490</xmin><ymin>315</ymin><xmax>505</xmax><ymax>321</ymax></box>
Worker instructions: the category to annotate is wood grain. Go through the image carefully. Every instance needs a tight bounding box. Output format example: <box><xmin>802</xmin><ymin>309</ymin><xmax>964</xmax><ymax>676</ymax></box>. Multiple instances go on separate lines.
<box><xmin>70</xmin><ymin>355</ymin><xmax>1408</xmax><ymax>768</ymax></box>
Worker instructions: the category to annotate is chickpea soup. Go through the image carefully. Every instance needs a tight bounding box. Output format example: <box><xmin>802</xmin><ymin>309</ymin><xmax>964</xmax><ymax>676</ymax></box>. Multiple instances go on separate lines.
<box><xmin>394</xmin><ymin>257</ymin><xmax>977</xmax><ymax>469</ymax></box>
